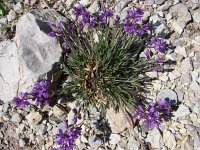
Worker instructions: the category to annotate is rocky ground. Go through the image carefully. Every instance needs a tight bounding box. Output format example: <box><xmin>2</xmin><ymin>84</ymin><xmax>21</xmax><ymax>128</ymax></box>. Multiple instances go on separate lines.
<box><xmin>0</xmin><ymin>0</ymin><xmax>200</xmax><ymax>150</ymax></box>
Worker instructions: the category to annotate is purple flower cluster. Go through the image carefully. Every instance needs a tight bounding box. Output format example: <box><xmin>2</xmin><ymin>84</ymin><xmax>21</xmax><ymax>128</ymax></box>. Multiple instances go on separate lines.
<box><xmin>148</xmin><ymin>38</ymin><xmax>167</xmax><ymax>53</ymax></box>
<box><xmin>123</xmin><ymin>8</ymin><xmax>149</xmax><ymax>34</ymax></box>
<box><xmin>13</xmin><ymin>80</ymin><xmax>51</xmax><ymax>107</ymax></box>
<box><xmin>47</xmin><ymin>22</ymin><xmax>62</xmax><ymax>37</ymax></box>
<box><xmin>99</xmin><ymin>8</ymin><xmax>113</xmax><ymax>24</ymax></box>
<box><xmin>13</xmin><ymin>92</ymin><xmax>30</xmax><ymax>108</ymax></box>
<box><xmin>52</xmin><ymin>109</ymin><xmax>81</xmax><ymax>150</ymax></box>
<box><xmin>133</xmin><ymin>98</ymin><xmax>171</xmax><ymax>129</ymax></box>
<box><xmin>73</xmin><ymin>6</ymin><xmax>97</xmax><ymax>30</ymax></box>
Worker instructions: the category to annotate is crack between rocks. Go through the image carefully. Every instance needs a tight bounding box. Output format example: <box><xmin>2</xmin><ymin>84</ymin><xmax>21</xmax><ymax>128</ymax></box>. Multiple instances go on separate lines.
<box><xmin>0</xmin><ymin>73</ymin><xmax>10</xmax><ymax>88</ymax></box>
<box><xmin>13</xmin><ymin>40</ymin><xmax>23</xmax><ymax>95</ymax></box>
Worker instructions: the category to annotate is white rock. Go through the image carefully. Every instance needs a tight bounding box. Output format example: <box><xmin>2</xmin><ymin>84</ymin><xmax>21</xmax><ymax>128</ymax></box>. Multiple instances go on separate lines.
<box><xmin>190</xmin><ymin>81</ymin><xmax>200</xmax><ymax>93</ymax></box>
<box><xmin>11</xmin><ymin>113</ymin><xmax>22</xmax><ymax>123</ymax></box>
<box><xmin>19</xmin><ymin>139</ymin><xmax>26</xmax><ymax>147</ymax></box>
<box><xmin>193</xmin><ymin>9</ymin><xmax>200</xmax><ymax>23</ymax></box>
<box><xmin>26</xmin><ymin>112</ymin><xmax>43</xmax><ymax>126</ymax></box>
<box><xmin>88</xmin><ymin>1</ymin><xmax>99</xmax><ymax>13</ymax></box>
<box><xmin>157</xmin><ymin>88</ymin><xmax>177</xmax><ymax>103</ymax></box>
<box><xmin>163</xmin><ymin>130</ymin><xmax>176</xmax><ymax>150</ymax></box>
<box><xmin>106</xmin><ymin>107</ymin><xmax>132</xmax><ymax>133</ymax></box>
<box><xmin>170</xmin><ymin>4</ymin><xmax>191</xmax><ymax>34</ymax></box>
<box><xmin>180</xmin><ymin>58</ymin><xmax>193</xmax><ymax>73</ymax></box>
<box><xmin>79</xmin><ymin>0</ymin><xmax>90</xmax><ymax>6</ymax></box>
<box><xmin>173</xmin><ymin>104</ymin><xmax>190</xmax><ymax>120</ymax></box>
<box><xmin>174</xmin><ymin>46</ymin><xmax>187</xmax><ymax>57</ymax></box>
<box><xmin>194</xmin><ymin>132</ymin><xmax>200</xmax><ymax>150</ymax></box>
<box><xmin>127</xmin><ymin>135</ymin><xmax>140</xmax><ymax>150</ymax></box>
<box><xmin>14</xmin><ymin>2</ymin><xmax>23</xmax><ymax>14</ymax></box>
<box><xmin>150</xmin><ymin>13</ymin><xmax>169</xmax><ymax>38</ymax></box>
<box><xmin>146</xmin><ymin>128</ymin><xmax>163</xmax><ymax>149</ymax></box>
<box><xmin>181</xmin><ymin>73</ymin><xmax>192</xmax><ymax>85</ymax></box>
<box><xmin>65</xmin><ymin>0</ymin><xmax>74</xmax><ymax>9</ymax></box>
<box><xmin>109</xmin><ymin>134</ymin><xmax>121</xmax><ymax>145</ymax></box>
<box><xmin>88</xmin><ymin>135</ymin><xmax>102</xmax><ymax>147</ymax></box>
<box><xmin>171</xmin><ymin>21</ymin><xmax>184</xmax><ymax>34</ymax></box>
<box><xmin>7</xmin><ymin>10</ymin><xmax>16</xmax><ymax>22</ymax></box>
<box><xmin>81</xmin><ymin>135</ymin><xmax>88</xmax><ymax>143</ymax></box>
<box><xmin>0</xmin><ymin>10</ymin><xmax>63</xmax><ymax>102</ymax></box>
<box><xmin>52</xmin><ymin>105</ymin><xmax>66</xmax><ymax>118</ymax></box>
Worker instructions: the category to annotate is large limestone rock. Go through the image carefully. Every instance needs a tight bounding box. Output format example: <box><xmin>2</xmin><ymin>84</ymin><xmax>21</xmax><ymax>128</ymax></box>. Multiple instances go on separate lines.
<box><xmin>0</xmin><ymin>10</ymin><xmax>64</xmax><ymax>102</ymax></box>
<box><xmin>106</xmin><ymin>107</ymin><xmax>132</xmax><ymax>133</ymax></box>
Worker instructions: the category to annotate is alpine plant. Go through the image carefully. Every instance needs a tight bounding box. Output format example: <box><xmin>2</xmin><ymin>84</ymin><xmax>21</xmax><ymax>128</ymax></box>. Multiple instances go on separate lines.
<box><xmin>48</xmin><ymin>5</ymin><xmax>167</xmax><ymax>112</ymax></box>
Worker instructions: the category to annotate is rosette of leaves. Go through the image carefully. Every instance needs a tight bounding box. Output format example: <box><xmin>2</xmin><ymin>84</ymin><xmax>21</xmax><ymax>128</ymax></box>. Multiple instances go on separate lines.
<box><xmin>50</xmin><ymin>6</ymin><xmax>165</xmax><ymax>112</ymax></box>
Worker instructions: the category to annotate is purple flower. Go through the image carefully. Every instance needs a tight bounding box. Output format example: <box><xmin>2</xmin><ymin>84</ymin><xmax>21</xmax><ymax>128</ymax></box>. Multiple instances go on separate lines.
<box><xmin>99</xmin><ymin>8</ymin><xmax>113</xmax><ymax>24</ymax></box>
<box><xmin>144</xmin><ymin>49</ymin><xmax>153</xmax><ymax>58</ymax></box>
<box><xmin>115</xmin><ymin>15</ymin><xmax>120</xmax><ymax>23</ymax></box>
<box><xmin>52</xmin><ymin>109</ymin><xmax>82</xmax><ymax>150</ymax></box>
<box><xmin>48</xmin><ymin>31</ymin><xmax>56</xmax><ymax>37</ymax></box>
<box><xmin>133</xmin><ymin>104</ymin><xmax>146</xmax><ymax>120</ymax></box>
<box><xmin>89</xmin><ymin>15</ymin><xmax>97</xmax><ymax>28</ymax></box>
<box><xmin>155</xmin><ymin>56</ymin><xmax>165</xmax><ymax>63</ymax></box>
<box><xmin>157</xmin><ymin>99</ymin><xmax>170</xmax><ymax>115</ymax></box>
<box><xmin>152</xmin><ymin>66</ymin><xmax>164</xmax><ymax>72</ymax></box>
<box><xmin>67</xmin><ymin>23</ymin><xmax>75</xmax><ymax>32</ymax></box>
<box><xmin>31</xmin><ymin>80</ymin><xmax>51</xmax><ymax>106</ymax></box>
<box><xmin>13</xmin><ymin>92</ymin><xmax>30</xmax><ymax>108</ymax></box>
<box><xmin>144</xmin><ymin>106</ymin><xmax>161</xmax><ymax>128</ymax></box>
<box><xmin>148</xmin><ymin>38</ymin><xmax>167</xmax><ymax>53</ymax></box>
<box><xmin>47</xmin><ymin>22</ymin><xmax>54</xmax><ymax>27</ymax></box>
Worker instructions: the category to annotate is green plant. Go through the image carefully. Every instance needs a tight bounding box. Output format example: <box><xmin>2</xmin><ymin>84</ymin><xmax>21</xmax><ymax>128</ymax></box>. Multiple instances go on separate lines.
<box><xmin>0</xmin><ymin>1</ymin><xmax>8</xmax><ymax>16</ymax></box>
<box><xmin>48</xmin><ymin>6</ymin><xmax>166</xmax><ymax>112</ymax></box>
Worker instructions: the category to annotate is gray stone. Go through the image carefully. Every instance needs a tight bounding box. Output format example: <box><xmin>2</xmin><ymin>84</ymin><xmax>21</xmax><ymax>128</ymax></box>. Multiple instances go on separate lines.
<box><xmin>157</xmin><ymin>88</ymin><xmax>177</xmax><ymax>103</ymax></box>
<box><xmin>106</xmin><ymin>107</ymin><xmax>132</xmax><ymax>133</ymax></box>
<box><xmin>0</xmin><ymin>18</ymin><xmax>8</xmax><ymax>24</ymax></box>
<box><xmin>176</xmin><ymin>90</ymin><xmax>184</xmax><ymax>101</ymax></box>
<box><xmin>7</xmin><ymin>10</ymin><xmax>16</xmax><ymax>22</ymax></box>
<box><xmin>88</xmin><ymin>1</ymin><xmax>99</xmax><ymax>13</ymax></box>
<box><xmin>155</xmin><ymin>0</ymin><xmax>166</xmax><ymax>5</ymax></box>
<box><xmin>127</xmin><ymin>136</ymin><xmax>140</xmax><ymax>150</ymax></box>
<box><xmin>191</xmin><ymin>71</ymin><xmax>199</xmax><ymax>81</ymax></box>
<box><xmin>181</xmin><ymin>136</ymin><xmax>194</xmax><ymax>150</ymax></box>
<box><xmin>145</xmin><ymin>0</ymin><xmax>155</xmax><ymax>5</ymax></box>
<box><xmin>174</xmin><ymin>46</ymin><xmax>187</xmax><ymax>57</ymax></box>
<box><xmin>115</xmin><ymin>0</ymin><xmax>131</xmax><ymax>12</ymax></box>
<box><xmin>181</xmin><ymin>73</ymin><xmax>192</xmax><ymax>85</ymax></box>
<box><xmin>14</xmin><ymin>2</ymin><xmax>23</xmax><ymax>14</ymax></box>
<box><xmin>109</xmin><ymin>134</ymin><xmax>121</xmax><ymax>145</ymax></box>
<box><xmin>163</xmin><ymin>130</ymin><xmax>176</xmax><ymax>150</ymax></box>
<box><xmin>11</xmin><ymin>113</ymin><xmax>22</xmax><ymax>123</ymax></box>
<box><xmin>19</xmin><ymin>139</ymin><xmax>26</xmax><ymax>147</ymax></box>
<box><xmin>170</xmin><ymin>4</ymin><xmax>191</xmax><ymax>34</ymax></box>
<box><xmin>181</xmin><ymin>58</ymin><xmax>193</xmax><ymax>73</ymax></box>
<box><xmin>26</xmin><ymin>112</ymin><xmax>43</xmax><ymax>126</ymax></box>
<box><xmin>90</xmin><ymin>119</ymin><xmax>99</xmax><ymax>129</ymax></box>
<box><xmin>88</xmin><ymin>135</ymin><xmax>102</xmax><ymax>148</ymax></box>
<box><xmin>65</xmin><ymin>0</ymin><xmax>74</xmax><ymax>9</ymax></box>
<box><xmin>173</xmin><ymin>104</ymin><xmax>190</xmax><ymax>120</ymax></box>
<box><xmin>168</xmin><ymin>71</ymin><xmax>181</xmax><ymax>80</ymax></box>
<box><xmin>193</xmin><ymin>9</ymin><xmax>200</xmax><ymax>23</ymax></box>
<box><xmin>80</xmin><ymin>135</ymin><xmax>88</xmax><ymax>143</ymax></box>
<box><xmin>150</xmin><ymin>13</ymin><xmax>169</xmax><ymax>38</ymax></box>
<box><xmin>0</xmin><ymin>10</ymin><xmax>63</xmax><ymax>103</ymax></box>
<box><xmin>194</xmin><ymin>132</ymin><xmax>200</xmax><ymax>150</ymax></box>
<box><xmin>146</xmin><ymin>128</ymin><xmax>163</xmax><ymax>149</ymax></box>
<box><xmin>35</xmin><ymin>124</ymin><xmax>47</xmax><ymax>135</ymax></box>
<box><xmin>190</xmin><ymin>81</ymin><xmax>200</xmax><ymax>93</ymax></box>
<box><xmin>186</xmin><ymin>124</ymin><xmax>196</xmax><ymax>137</ymax></box>
<box><xmin>79</xmin><ymin>0</ymin><xmax>90</xmax><ymax>6</ymax></box>
<box><xmin>52</xmin><ymin>105</ymin><xmax>66</xmax><ymax>118</ymax></box>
